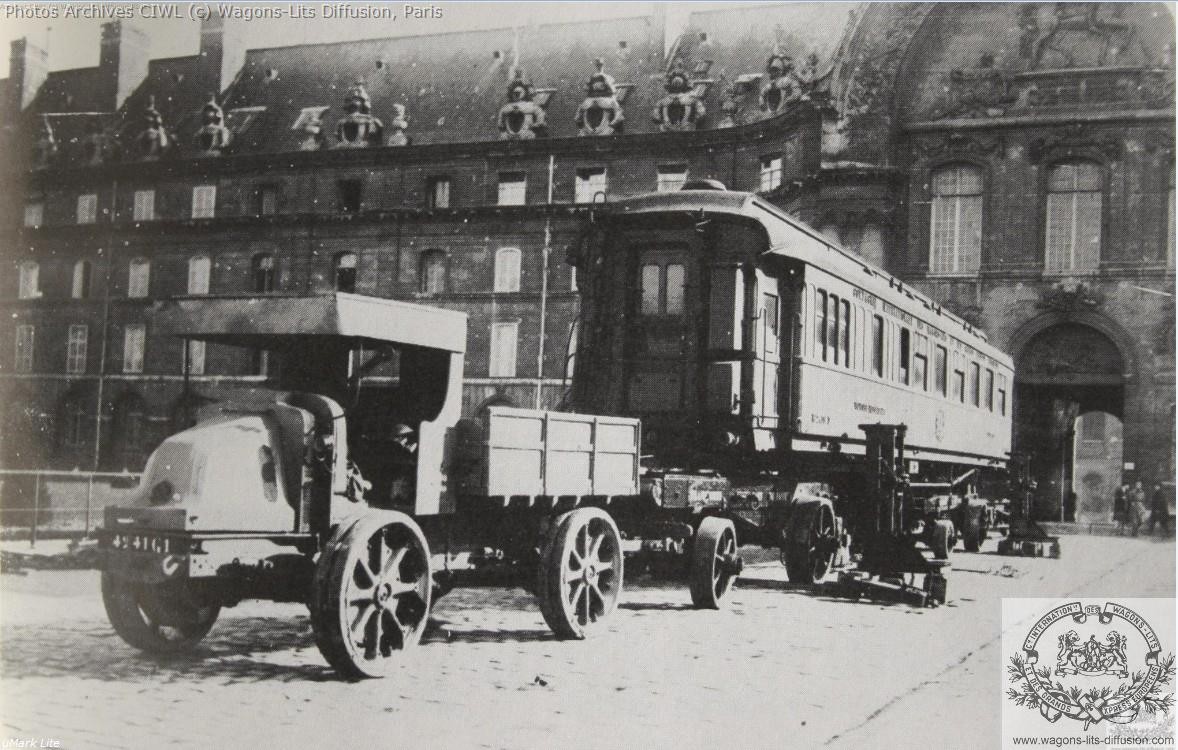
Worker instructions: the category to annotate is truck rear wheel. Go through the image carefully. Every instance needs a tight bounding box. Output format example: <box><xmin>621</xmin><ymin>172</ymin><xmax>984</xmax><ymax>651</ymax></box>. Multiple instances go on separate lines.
<box><xmin>784</xmin><ymin>503</ymin><xmax>837</xmax><ymax>585</ymax></box>
<box><xmin>537</xmin><ymin>507</ymin><xmax>623</xmax><ymax>639</ymax></box>
<box><xmin>689</xmin><ymin>517</ymin><xmax>741</xmax><ymax>609</ymax></box>
<box><xmin>929</xmin><ymin>520</ymin><xmax>956</xmax><ymax>559</ymax></box>
<box><xmin>962</xmin><ymin>507</ymin><xmax>987</xmax><ymax>552</ymax></box>
<box><xmin>101</xmin><ymin>572</ymin><xmax>220</xmax><ymax>654</ymax></box>
<box><xmin>312</xmin><ymin>511</ymin><xmax>432</xmax><ymax>679</ymax></box>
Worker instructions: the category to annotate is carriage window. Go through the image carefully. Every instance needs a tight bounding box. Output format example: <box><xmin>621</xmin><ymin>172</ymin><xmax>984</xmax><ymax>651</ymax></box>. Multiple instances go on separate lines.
<box><xmin>871</xmin><ymin>315</ymin><xmax>884</xmax><ymax>377</ymax></box>
<box><xmin>997</xmin><ymin>374</ymin><xmax>1008</xmax><ymax>416</ymax></box>
<box><xmin>827</xmin><ymin>294</ymin><xmax>839</xmax><ymax>364</ymax></box>
<box><xmin>899</xmin><ymin>328</ymin><xmax>911</xmax><ymax>385</ymax></box>
<box><xmin>935</xmin><ymin>345</ymin><xmax>948</xmax><ymax>396</ymax></box>
<box><xmin>641</xmin><ymin>265</ymin><xmax>661</xmax><ymax>315</ymax></box>
<box><xmin>969</xmin><ymin>362</ymin><xmax>980</xmax><ymax>406</ymax></box>
<box><xmin>952</xmin><ymin>362</ymin><xmax>965</xmax><ymax>403</ymax></box>
<box><xmin>815</xmin><ymin>290</ymin><xmax>828</xmax><ymax>360</ymax></box>
<box><xmin>984</xmin><ymin>368</ymin><xmax>994</xmax><ymax>411</ymax></box>
<box><xmin>913</xmin><ymin>334</ymin><xmax>928</xmax><ymax>391</ymax></box>
<box><xmin>840</xmin><ymin>299</ymin><xmax>850</xmax><ymax>367</ymax></box>
<box><xmin>763</xmin><ymin>293</ymin><xmax>778</xmax><ymax>354</ymax></box>
<box><xmin>665</xmin><ymin>265</ymin><xmax>685</xmax><ymax>315</ymax></box>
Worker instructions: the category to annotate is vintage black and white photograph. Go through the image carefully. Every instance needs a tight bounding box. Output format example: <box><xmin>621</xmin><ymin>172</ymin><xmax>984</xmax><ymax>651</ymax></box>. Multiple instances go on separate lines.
<box><xmin>0</xmin><ymin>1</ymin><xmax>1174</xmax><ymax>747</ymax></box>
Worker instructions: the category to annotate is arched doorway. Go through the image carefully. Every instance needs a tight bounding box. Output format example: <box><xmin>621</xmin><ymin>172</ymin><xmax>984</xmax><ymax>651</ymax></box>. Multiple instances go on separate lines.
<box><xmin>1014</xmin><ymin>321</ymin><xmax>1127</xmax><ymax>521</ymax></box>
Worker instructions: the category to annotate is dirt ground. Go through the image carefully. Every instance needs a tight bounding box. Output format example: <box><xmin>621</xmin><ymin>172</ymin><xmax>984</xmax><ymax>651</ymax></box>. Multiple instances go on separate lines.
<box><xmin>0</xmin><ymin>534</ymin><xmax>1173</xmax><ymax>749</ymax></box>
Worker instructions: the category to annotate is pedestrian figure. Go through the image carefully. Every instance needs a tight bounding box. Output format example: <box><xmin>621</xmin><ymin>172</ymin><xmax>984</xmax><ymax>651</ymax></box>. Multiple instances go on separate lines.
<box><xmin>1126</xmin><ymin>481</ymin><xmax>1146</xmax><ymax>537</ymax></box>
<box><xmin>1113</xmin><ymin>483</ymin><xmax>1128</xmax><ymax>533</ymax></box>
<box><xmin>1149</xmin><ymin>483</ymin><xmax>1173</xmax><ymax>535</ymax></box>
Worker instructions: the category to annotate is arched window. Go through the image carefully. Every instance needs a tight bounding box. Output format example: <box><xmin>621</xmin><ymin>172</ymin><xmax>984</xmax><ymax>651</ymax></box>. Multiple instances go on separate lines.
<box><xmin>187</xmin><ymin>256</ymin><xmax>211</xmax><ymax>295</ymax></box>
<box><xmin>419</xmin><ymin>250</ymin><xmax>446</xmax><ymax>295</ymax></box>
<box><xmin>1045</xmin><ymin>161</ymin><xmax>1102</xmax><ymax>273</ymax></box>
<box><xmin>929</xmin><ymin>164</ymin><xmax>982</xmax><ymax>274</ymax></box>
<box><xmin>72</xmin><ymin>260</ymin><xmax>92</xmax><ymax>299</ymax></box>
<box><xmin>18</xmin><ymin>261</ymin><xmax>39</xmax><ymax>299</ymax></box>
<box><xmin>493</xmin><ymin>248</ymin><xmax>521</xmax><ymax>293</ymax></box>
<box><xmin>252</xmin><ymin>253</ymin><xmax>275</xmax><ymax>293</ymax></box>
<box><xmin>127</xmin><ymin>258</ymin><xmax>150</xmax><ymax>298</ymax></box>
<box><xmin>334</xmin><ymin>252</ymin><xmax>357</xmax><ymax>293</ymax></box>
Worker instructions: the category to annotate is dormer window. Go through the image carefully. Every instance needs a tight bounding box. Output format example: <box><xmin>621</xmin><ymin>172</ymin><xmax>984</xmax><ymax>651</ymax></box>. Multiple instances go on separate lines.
<box><xmin>427</xmin><ymin>177</ymin><xmax>451</xmax><ymax>209</ymax></box>
<box><xmin>338</xmin><ymin>180</ymin><xmax>363</xmax><ymax>213</ymax></box>
<box><xmin>759</xmin><ymin>155</ymin><xmax>783</xmax><ymax>192</ymax></box>
<box><xmin>76</xmin><ymin>194</ymin><xmax>97</xmax><ymax>224</ymax></box>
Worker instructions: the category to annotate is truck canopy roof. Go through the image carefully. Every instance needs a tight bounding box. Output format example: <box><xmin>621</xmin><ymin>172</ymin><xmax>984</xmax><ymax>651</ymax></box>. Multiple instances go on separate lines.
<box><xmin>152</xmin><ymin>293</ymin><xmax>468</xmax><ymax>354</ymax></box>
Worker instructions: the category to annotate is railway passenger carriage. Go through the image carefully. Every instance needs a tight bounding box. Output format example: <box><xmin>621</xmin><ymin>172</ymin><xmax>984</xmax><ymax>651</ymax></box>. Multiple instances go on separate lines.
<box><xmin>571</xmin><ymin>187</ymin><xmax>1014</xmax><ymax>581</ymax></box>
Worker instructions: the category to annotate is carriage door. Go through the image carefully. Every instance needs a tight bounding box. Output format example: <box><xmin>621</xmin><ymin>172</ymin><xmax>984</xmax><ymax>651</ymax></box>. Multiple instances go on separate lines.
<box><xmin>627</xmin><ymin>245</ymin><xmax>695</xmax><ymax>413</ymax></box>
<box><xmin>754</xmin><ymin>272</ymin><xmax>781</xmax><ymax>443</ymax></box>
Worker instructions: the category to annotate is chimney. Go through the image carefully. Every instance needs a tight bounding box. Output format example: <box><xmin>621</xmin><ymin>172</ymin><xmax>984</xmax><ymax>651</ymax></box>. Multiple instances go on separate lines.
<box><xmin>8</xmin><ymin>37</ymin><xmax>48</xmax><ymax>117</ymax></box>
<box><xmin>200</xmin><ymin>15</ymin><xmax>243</xmax><ymax>96</ymax></box>
<box><xmin>100</xmin><ymin>21</ymin><xmax>150</xmax><ymax>110</ymax></box>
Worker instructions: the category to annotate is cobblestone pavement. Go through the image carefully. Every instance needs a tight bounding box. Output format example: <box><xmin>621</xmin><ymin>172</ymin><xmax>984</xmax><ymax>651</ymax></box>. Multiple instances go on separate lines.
<box><xmin>1</xmin><ymin>535</ymin><xmax>1172</xmax><ymax>749</ymax></box>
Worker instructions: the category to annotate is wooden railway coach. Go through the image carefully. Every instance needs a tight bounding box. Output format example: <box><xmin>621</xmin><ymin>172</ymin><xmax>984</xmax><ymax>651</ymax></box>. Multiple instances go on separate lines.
<box><xmin>571</xmin><ymin>187</ymin><xmax>1014</xmax><ymax>584</ymax></box>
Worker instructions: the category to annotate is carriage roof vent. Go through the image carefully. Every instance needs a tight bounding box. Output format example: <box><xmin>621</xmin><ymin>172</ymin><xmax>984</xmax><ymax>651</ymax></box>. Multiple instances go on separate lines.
<box><xmin>681</xmin><ymin>179</ymin><xmax>727</xmax><ymax>191</ymax></box>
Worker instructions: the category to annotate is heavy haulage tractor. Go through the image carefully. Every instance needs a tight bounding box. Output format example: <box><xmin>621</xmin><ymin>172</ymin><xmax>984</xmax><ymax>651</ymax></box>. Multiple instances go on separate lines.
<box><xmin>99</xmin><ymin>292</ymin><xmax>652</xmax><ymax>679</ymax></box>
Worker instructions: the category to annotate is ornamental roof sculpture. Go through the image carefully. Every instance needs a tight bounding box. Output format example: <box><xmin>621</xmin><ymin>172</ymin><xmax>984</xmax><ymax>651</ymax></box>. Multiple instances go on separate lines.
<box><xmin>576</xmin><ymin>58</ymin><xmax>624</xmax><ymax>136</ymax></box>
<box><xmin>80</xmin><ymin>118</ymin><xmax>117</xmax><ymax>166</ymax></box>
<box><xmin>334</xmin><ymin>82</ymin><xmax>384</xmax><ymax>148</ymax></box>
<box><xmin>135</xmin><ymin>96</ymin><xmax>171</xmax><ymax>161</ymax></box>
<box><xmin>497</xmin><ymin>70</ymin><xmax>549</xmax><ymax>140</ymax></box>
<box><xmin>194</xmin><ymin>97</ymin><xmax>232</xmax><ymax>156</ymax></box>
<box><xmin>386</xmin><ymin>103</ymin><xmax>410</xmax><ymax>147</ymax></box>
<box><xmin>760</xmin><ymin>50</ymin><xmax>800</xmax><ymax>114</ymax></box>
<box><xmin>716</xmin><ymin>87</ymin><xmax>741</xmax><ymax>129</ymax></box>
<box><xmin>651</xmin><ymin>60</ymin><xmax>707</xmax><ymax>132</ymax></box>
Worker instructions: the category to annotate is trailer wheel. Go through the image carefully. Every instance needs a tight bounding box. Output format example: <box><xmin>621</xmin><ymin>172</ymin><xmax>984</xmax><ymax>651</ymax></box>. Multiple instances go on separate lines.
<box><xmin>312</xmin><ymin>511</ymin><xmax>432</xmax><ymax>679</ymax></box>
<box><xmin>101</xmin><ymin>572</ymin><xmax>220</xmax><ymax>654</ymax></box>
<box><xmin>537</xmin><ymin>507</ymin><xmax>623</xmax><ymax>639</ymax></box>
<box><xmin>929</xmin><ymin>520</ymin><xmax>956</xmax><ymax>559</ymax></box>
<box><xmin>690</xmin><ymin>517</ymin><xmax>741</xmax><ymax>609</ymax></box>
<box><xmin>962</xmin><ymin>507</ymin><xmax>987</xmax><ymax>552</ymax></box>
<box><xmin>784</xmin><ymin>503</ymin><xmax>837</xmax><ymax>585</ymax></box>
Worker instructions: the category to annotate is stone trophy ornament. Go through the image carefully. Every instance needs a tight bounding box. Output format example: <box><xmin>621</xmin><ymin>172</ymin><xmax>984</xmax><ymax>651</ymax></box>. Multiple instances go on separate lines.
<box><xmin>497</xmin><ymin>70</ymin><xmax>548</xmax><ymax>140</ymax></box>
<box><xmin>716</xmin><ymin>89</ymin><xmax>741</xmax><ymax>129</ymax></box>
<box><xmin>651</xmin><ymin>62</ymin><xmax>706</xmax><ymax>132</ymax></box>
<box><xmin>386</xmin><ymin>103</ymin><xmax>410</xmax><ymax>147</ymax></box>
<box><xmin>136</xmin><ymin>97</ymin><xmax>171</xmax><ymax>161</ymax></box>
<box><xmin>760</xmin><ymin>51</ymin><xmax>800</xmax><ymax>114</ymax></box>
<box><xmin>576</xmin><ymin>59</ymin><xmax>624</xmax><ymax>137</ymax></box>
<box><xmin>334</xmin><ymin>82</ymin><xmax>384</xmax><ymax>148</ymax></box>
<box><xmin>80</xmin><ymin>119</ymin><xmax>116</xmax><ymax>166</ymax></box>
<box><xmin>194</xmin><ymin>98</ymin><xmax>232</xmax><ymax>156</ymax></box>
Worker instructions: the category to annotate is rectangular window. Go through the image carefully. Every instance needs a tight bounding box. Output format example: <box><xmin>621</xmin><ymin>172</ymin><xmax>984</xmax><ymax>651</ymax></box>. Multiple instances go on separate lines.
<box><xmin>123</xmin><ymin>324</ymin><xmax>146</xmax><ymax>373</ymax></box>
<box><xmin>66</xmin><ymin>324</ymin><xmax>88</xmax><ymax>375</ymax></box>
<box><xmin>929</xmin><ymin>166</ymin><xmax>982</xmax><ymax>274</ymax></box>
<box><xmin>185</xmin><ymin>340</ymin><xmax>206</xmax><ymax>376</ymax></box>
<box><xmin>913</xmin><ymin>333</ymin><xmax>928</xmax><ymax>391</ymax></box>
<box><xmin>256</xmin><ymin>185</ymin><xmax>278</xmax><ymax>216</ymax></box>
<box><xmin>489</xmin><ymin>321</ymin><xmax>519</xmax><ymax>377</ymax></box>
<box><xmin>494</xmin><ymin>248</ymin><xmax>521</xmax><ymax>293</ymax></box>
<box><xmin>871</xmin><ymin>315</ymin><xmax>884</xmax><ymax>376</ymax></box>
<box><xmin>759</xmin><ymin>155</ymin><xmax>783</xmax><ymax>192</ymax></box>
<box><xmin>997</xmin><ymin>374</ymin><xmax>1008</xmax><ymax>416</ymax></box>
<box><xmin>899</xmin><ymin>328</ymin><xmax>911</xmax><ymax>385</ymax></box>
<box><xmin>764</xmin><ymin>293</ymin><xmax>779</xmax><ymax>354</ymax></box>
<box><xmin>337</xmin><ymin>180</ymin><xmax>362</xmax><ymax>213</ymax></box>
<box><xmin>133</xmin><ymin>190</ymin><xmax>155</xmax><ymax>221</ymax></box>
<box><xmin>952</xmin><ymin>362</ymin><xmax>965</xmax><ymax>403</ymax></box>
<box><xmin>76</xmin><ymin>193</ymin><xmax>98</xmax><ymax>224</ymax></box>
<box><xmin>815</xmin><ymin>289</ymin><xmax>828</xmax><ymax>360</ymax></box>
<box><xmin>840</xmin><ymin>299</ymin><xmax>851</xmax><ymax>367</ymax></box>
<box><xmin>665</xmin><ymin>264</ymin><xmax>685</xmax><ymax>315</ymax></box>
<box><xmin>1045</xmin><ymin>163</ymin><xmax>1101</xmax><ymax>273</ymax></box>
<box><xmin>192</xmin><ymin>185</ymin><xmax>216</xmax><ymax>219</ymax></box>
<box><xmin>14</xmin><ymin>325</ymin><xmax>34</xmax><ymax>373</ymax></box>
<box><xmin>827</xmin><ymin>294</ymin><xmax>840</xmax><ymax>364</ymax></box>
<box><xmin>24</xmin><ymin>202</ymin><xmax>43</xmax><ymax>227</ymax></box>
<box><xmin>18</xmin><ymin>262</ymin><xmax>39</xmax><ymax>299</ymax></box>
<box><xmin>251</xmin><ymin>349</ymin><xmax>269</xmax><ymax>376</ymax></box>
<box><xmin>128</xmin><ymin>260</ymin><xmax>150</xmax><ymax>299</ymax></box>
<box><xmin>969</xmin><ymin>361</ymin><xmax>980</xmax><ymax>406</ymax></box>
<box><xmin>497</xmin><ymin>172</ymin><xmax>527</xmax><ymax>206</ymax></box>
<box><xmin>641</xmin><ymin>264</ymin><xmax>661</xmax><ymax>315</ymax></box>
<box><xmin>188</xmin><ymin>257</ymin><xmax>211</xmax><ymax>295</ymax></box>
<box><xmin>984</xmin><ymin>368</ymin><xmax>994</xmax><ymax>411</ymax></box>
<box><xmin>574</xmin><ymin>167</ymin><xmax>607</xmax><ymax>203</ymax></box>
<box><xmin>426</xmin><ymin>177</ymin><xmax>450</xmax><ymax>209</ymax></box>
<box><xmin>935</xmin><ymin>345</ymin><xmax>948</xmax><ymax>396</ymax></box>
<box><xmin>657</xmin><ymin>165</ymin><xmax>688</xmax><ymax>193</ymax></box>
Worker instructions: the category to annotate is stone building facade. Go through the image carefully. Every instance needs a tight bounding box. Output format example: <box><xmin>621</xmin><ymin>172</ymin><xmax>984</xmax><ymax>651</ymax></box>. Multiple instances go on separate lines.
<box><xmin>1</xmin><ymin>3</ymin><xmax>1173</xmax><ymax>520</ymax></box>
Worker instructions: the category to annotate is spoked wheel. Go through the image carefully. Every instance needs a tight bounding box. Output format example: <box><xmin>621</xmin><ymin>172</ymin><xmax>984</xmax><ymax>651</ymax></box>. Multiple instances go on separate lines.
<box><xmin>537</xmin><ymin>507</ymin><xmax>623</xmax><ymax>639</ymax></box>
<box><xmin>101</xmin><ymin>572</ymin><xmax>220</xmax><ymax>654</ymax></box>
<box><xmin>312</xmin><ymin>511</ymin><xmax>432</xmax><ymax>679</ymax></box>
<box><xmin>929</xmin><ymin>519</ymin><xmax>956</xmax><ymax>560</ymax></box>
<box><xmin>689</xmin><ymin>517</ymin><xmax>742</xmax><ymax>609</ymax></box>
<box><xmin>784</xmin><ymin>504</ymin><xmax>838</xmax><ymax>585</ymax></box>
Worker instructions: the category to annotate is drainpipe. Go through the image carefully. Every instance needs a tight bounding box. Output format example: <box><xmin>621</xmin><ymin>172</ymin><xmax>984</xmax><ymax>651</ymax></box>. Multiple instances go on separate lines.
<box><xmin>535</xmin><ymin>154</ymin><xmax>554</xmax><ymax>408</ymax></box>
<box><xmin>93</xmin><ymin>177</ymin><xmax>118</xmax><ymax>472</ymax></box>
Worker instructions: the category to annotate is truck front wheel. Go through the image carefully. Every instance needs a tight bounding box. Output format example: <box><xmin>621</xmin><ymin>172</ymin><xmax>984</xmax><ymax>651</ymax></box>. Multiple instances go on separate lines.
<box><xmin>101</xmin><ymin>572</ymin><xmax>220</xmax><ymax>654</ymax></box>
